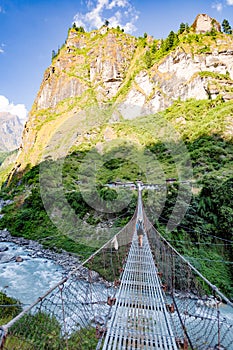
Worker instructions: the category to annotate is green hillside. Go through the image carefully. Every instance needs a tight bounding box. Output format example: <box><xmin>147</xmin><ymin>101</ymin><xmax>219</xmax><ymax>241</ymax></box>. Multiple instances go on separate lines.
<box><xmin>0</xmin><ymin>97</ymin><xmax>232</xmax><ymax>297</ymax></box>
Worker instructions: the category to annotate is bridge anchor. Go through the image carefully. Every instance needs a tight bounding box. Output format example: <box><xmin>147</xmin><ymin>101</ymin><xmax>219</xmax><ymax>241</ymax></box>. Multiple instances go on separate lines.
<box><xmin>107</xmin><ymin>296</ymin><xmax>116</xmax><ymax>306</ymax></box>
<box><xmin>175</xmin><ymin>337</ymin><xmax>189</xmax><ymax>350</ymax></box>
<box><xmin>96</xmin><ymin>325</ymin><xmax>107</xmax><ymax>339</ymax></box>
<box><xmin>166</xmin><ymin>303</ymin><xmax>175</xmax><ymax>313</ymax></box>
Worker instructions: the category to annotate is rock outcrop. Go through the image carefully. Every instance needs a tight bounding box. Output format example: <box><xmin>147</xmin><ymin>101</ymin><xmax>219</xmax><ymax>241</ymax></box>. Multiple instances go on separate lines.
<box><xmin>192</xmin><ymin>14</ymin><xmax>221</xmax><ymax>34</ymax></box>
<box><xmin>36</xmin><ymin>29</ymin><xmax>136</xmax><ymax>109</ymax></box>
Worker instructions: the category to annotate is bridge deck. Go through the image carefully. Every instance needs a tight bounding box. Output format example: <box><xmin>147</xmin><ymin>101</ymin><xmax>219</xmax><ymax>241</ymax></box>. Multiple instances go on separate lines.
<box><xmin>102</xmin><ymin>231</ymin><xmax>178</xmax><ymax>350</ymax></box>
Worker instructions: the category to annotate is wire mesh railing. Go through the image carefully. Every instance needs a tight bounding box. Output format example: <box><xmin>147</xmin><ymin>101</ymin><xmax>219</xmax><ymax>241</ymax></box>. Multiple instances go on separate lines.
<box><xmin>0</xmin><ymin>210</ymin><xmax>137</xmax><ymax>350</ymax></box>
<box><xmin>144</xmin><ymin>213</ymin><xmax>233</xmax><ymax>349</ymax></box>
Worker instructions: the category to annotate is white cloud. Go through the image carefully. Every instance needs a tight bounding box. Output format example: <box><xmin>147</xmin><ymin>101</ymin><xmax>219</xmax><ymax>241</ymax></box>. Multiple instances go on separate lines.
<box><xmin>226</xmin><ymin>0</ymin><xmax>233</xmax><ymax>5</ymax></box>
<box><xmin>107</xmin><ymin>0</ymin><xmax>128</xmax><ymax>9</ymax></box>
<box><xmin>0</xmin><ymin>95</ymin><xmax>28</xmax><ymax>122</ymax></box>
<box><xmin>124</xmin><ymin>21</ymin><xmax>137</xmax><ymax>33</ymax></box>
<box><xmin>73</xmin><ymin>0</ymin><xmax>139</xmax><ymax>33</ymax></box>
<box><xmin>0</xmin><ymin>43</ymin><xmax>5</xmax><ymax>54</ymax></box>
<box><xmin>212</xmin><ymin>2</ymin><xmax>223</xmax><ymax>11</ymax></box>
<box><xmin>86</xmin><ymin>0</ymin><xmax>93</xmax><ymax>9</ymax></box>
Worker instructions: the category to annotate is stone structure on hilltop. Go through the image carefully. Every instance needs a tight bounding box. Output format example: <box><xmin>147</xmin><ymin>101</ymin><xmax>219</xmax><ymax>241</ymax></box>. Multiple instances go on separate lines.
<box><xmin>192</xmin><ymin>14</ymin><xmax>221</xmax><ymax>34</ymax></box>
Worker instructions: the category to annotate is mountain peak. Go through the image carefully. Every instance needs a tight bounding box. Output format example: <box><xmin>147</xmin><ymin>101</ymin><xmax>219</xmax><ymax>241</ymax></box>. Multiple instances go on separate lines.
<box><xmin>192</xmin><ymin>14</ymin><xmax>221</xmax><ymax>34</ymax></box>
<box><xmin>0</xmin><ymin>112</ymin><xmax>23</xmax><ymax>152</ymax></box>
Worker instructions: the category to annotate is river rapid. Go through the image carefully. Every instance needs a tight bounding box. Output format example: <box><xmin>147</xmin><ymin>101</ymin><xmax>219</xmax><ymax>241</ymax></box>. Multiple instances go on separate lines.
<box><xmin>0</xmin><ymin>241</ymin><xmax>66</xmax><ymax>306</ymax></box>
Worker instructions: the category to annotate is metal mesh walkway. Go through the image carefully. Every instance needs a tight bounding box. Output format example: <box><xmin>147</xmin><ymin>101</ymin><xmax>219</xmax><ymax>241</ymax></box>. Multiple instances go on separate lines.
<box><xmin>102</xmin><ymin>229</ymin><xmax>178</xmax><ymax>349</ymax></box>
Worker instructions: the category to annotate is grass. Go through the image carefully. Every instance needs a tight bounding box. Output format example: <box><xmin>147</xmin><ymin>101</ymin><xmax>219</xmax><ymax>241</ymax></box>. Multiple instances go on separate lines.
<box><xmin>4</xmin><ymin>311</ymin><xmax>99</xmax><ymax>350</ymax></box>
<box><xmin>0</xmin><ymin>292</ymin><xmax>22</xmax><ymax>325</ymax></box>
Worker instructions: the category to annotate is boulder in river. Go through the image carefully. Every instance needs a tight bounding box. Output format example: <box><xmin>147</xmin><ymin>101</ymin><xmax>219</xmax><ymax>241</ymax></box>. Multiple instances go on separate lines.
<box><xmin>0</xmin><ymin>246</ymin><xmax>8</xmax><ymax>252</ymax></box>
<box><xmin>15</xmin><ymin>256</ymin><xmax>24</xmax><ymax>263</ymax></box>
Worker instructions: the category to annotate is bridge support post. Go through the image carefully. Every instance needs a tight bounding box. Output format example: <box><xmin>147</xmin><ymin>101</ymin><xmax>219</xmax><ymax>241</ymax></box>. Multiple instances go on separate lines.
<box><xmin>0</xmin><ymin>327</ymin><xmax>7</xmax><ymax>350</ymax></box>
<box><xmin>114</xmin><ymin>279</ymin><xmax>121</xmax><ymax>287</ymax></box>
<box><xmin>107</xmin><ymin>296</ymin><xmax>116</xmax><ymax>306</ymax></box>
<box><xmin>96</xmin><ymin>325</ymin><xmax>106</xmax><ymax>339</ymax></box>
<box><xmin>175</xmin><ymin>337</ymin><xmax>189</xmax><ymax>350</ymax></box>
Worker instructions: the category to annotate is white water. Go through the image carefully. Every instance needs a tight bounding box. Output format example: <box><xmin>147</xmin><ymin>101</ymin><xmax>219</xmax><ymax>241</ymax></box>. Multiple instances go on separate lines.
<box><xmin>0</xmin><ymin>242</ymin><xmax>65</xmax><ymax>306</ymax></box>
<box><xmin>0</xmin><ymin>241</ymin><xmax>112</xmax><ymax>336</ymax></box>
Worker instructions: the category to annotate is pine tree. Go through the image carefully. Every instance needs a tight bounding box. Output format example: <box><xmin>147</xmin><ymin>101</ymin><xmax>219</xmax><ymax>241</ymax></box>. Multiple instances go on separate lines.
<box><xmin>185</xmin><ymin>23</ymin><xmax>190</xmax><ymax>33</ymax></box>
<box><xmin>222</xmin><ymin>19</ymin><xmax>232</xmax><ymax>34</ymax></box>
<box><xmin>144</xmin><ymin>50</ymin><xmax>152</xmax><ymax>68</ymax></box>
<box><xmin>51</xmin><ymin>50</ymin><xmax>56</xmax><ymax>60</ymax></box>
<box><xmin>168</xmin><ymin>31</ymin><xmax>175</xmax><ymax>48</ymax></box>
<box><xmin>163</xmin><ymin>31</ymin><xmax>178</xmax><ymax>51</ymax></box>
<box><xmin>151</xmin><ymin>41</ymin><xmax>157</xmax><ymax>54</ymax></box>
<box><xmin>178</xmin><ymin>22</ymin><xmax>186</xmax><ymax>35</ymax></box>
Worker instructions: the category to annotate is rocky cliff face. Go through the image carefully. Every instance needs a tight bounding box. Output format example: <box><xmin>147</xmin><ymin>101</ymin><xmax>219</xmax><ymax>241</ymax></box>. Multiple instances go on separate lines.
<box><xmin>192</xmin><ymin>14</ymin><xmax>221</xmax><ymax>34</ymax></box>
<box><xmin>0</xmin><ymin>112</ymin><xmax>24</xmax><ymax>152</ymax></box>
<box><xmin>119</xmin><ymin>46</ymin><xmax>233</xmax><ymax>119</ymax></box>
<box><xmin>10</xmin><ymin>16</ymin><xmax>233</xmax><ymax>175</ymax></box>
<box><xmin>36</xmin><ymin>29</ymin><xmax>137</xmax><ymax>109</ymax></box>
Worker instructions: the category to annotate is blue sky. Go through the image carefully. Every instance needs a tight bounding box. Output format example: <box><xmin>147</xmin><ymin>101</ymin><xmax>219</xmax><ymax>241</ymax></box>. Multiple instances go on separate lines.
<box><xmin>1</xmin><ymin>0</ymin><xmax>233</xmax><ymax>121</ymax></box>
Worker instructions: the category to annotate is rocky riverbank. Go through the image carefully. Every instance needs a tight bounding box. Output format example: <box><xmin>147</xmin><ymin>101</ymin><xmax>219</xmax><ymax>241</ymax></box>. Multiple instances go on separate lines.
<box><xmin>0</xmin><ymin>229</ymin><xmax>99</xmax><ymax>281</ymax></box>
<box><xmin>0</xmin><ymin>198</ymin><xmax>106</xmax><ymax>284</ymax></box>
<box><xmin>0</xmin><ymin>198</ymin><xmax>87</xmax><ymax>275</ymax></box>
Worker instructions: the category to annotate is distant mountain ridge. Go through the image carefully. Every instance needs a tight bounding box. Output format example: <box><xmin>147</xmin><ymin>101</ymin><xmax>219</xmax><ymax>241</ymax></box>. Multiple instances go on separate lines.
<box><xmin>0</xmin><ymin>112</ymin><xmax>24</xmax><ymax>152</ymax></box>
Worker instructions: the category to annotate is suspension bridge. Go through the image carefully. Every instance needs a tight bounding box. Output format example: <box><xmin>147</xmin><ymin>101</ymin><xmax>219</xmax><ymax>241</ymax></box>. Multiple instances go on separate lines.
<box><xmin>0</xmin><ymin>185</ymin><xmax>233</xmax><ymax>349</ymax></box>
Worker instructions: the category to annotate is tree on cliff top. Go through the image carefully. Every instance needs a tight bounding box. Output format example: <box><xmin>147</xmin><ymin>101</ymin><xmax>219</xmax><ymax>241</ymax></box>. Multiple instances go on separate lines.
<box><xmin>222</xmin><ymin>19</ymin><xmax>232</xmax><ymax>34</ymax></box>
